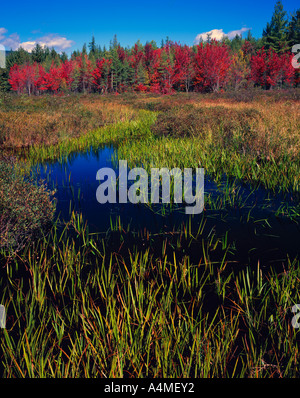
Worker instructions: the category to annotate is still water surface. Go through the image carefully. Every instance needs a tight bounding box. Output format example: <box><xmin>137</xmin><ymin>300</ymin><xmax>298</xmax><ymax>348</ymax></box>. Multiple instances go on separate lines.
<box><xmin>32</xmin><ymin>145</ymin><xmax>300</xmax><ymax>268</ymax></box>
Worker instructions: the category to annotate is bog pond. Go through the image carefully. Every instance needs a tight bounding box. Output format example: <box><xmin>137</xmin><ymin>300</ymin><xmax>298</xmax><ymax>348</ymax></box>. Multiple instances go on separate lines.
<box><xmin>32</xmin><ymin>145</ymin><xmax>300</xmax><ymax>270</ymax></box>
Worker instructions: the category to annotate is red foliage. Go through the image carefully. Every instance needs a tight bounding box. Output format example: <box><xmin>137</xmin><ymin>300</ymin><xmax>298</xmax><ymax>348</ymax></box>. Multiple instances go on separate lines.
<box><xmin>130</xmin><ymin>44</ymin><xmax>144</xmax><ymax>84</ymax></box>
<box><xmin>117</xmin><ymin>45</ymin><xmax>126</xmax><ymax>62</ymax></box>
<box><xmin>134</xmin><ymin>83</ymin><xmax>149</xmax><ymax>92</ymax></box>
<box><xmin>60</xmin><ymin>60</ymin><xmax>74</xmax><ymax>90</ymax></box>
<box><xmin>9</xmin><ymin>63</ymin><xmax>40</xmax><ymax>95</ymax></box>
<box><xmin>37</xmin><ymin>63</ymin><xmax>61</xmax><ymax>92</ymax></box>
<box><xmin>92</xmin><ymin>58</ymin><xmax>112</xmax><ymax>93</ymax></box>
<box><xmin>251</xmin><ymin>48</ymin><xmax>295</xmax><ymax>88</ymax></box>
<box><xmin>144</xmin><ymin>47</ymin><xmax>162</xmax><ymax>92</ymax></box>
<box><xmin>194</xmin><ymin>40</ymin><xmax>232</xmax><ymax>92</ymax></box>
<box><xmin>241</xmin><ymin>40</ymin><xmax>256</xmax><ymax>58</ymax></box>
<box><xmin>173</xmin><ymin>44</ymin><xmax>194</xmax><ymax>92</ymax></box>
<box><xmin>8</xmin><ymin>42</ymin><xmax>296</xmax><ymax>95</ymax></box>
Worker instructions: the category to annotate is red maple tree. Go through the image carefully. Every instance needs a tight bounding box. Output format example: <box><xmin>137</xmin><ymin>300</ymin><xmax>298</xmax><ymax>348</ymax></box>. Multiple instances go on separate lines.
<box><xmin>251</xmin><ymin>48</ymin><xmax>295</xmax><ymax>88</ymax></box>
<box><xmin>9</xmin><ymin>63</ymin><xmax>40</xmax><ymax>95</ymax></box>
<box><xmin>194</xmin><ymin>40</ymin><xmax>232</xmax><ymax>92</ymax></box>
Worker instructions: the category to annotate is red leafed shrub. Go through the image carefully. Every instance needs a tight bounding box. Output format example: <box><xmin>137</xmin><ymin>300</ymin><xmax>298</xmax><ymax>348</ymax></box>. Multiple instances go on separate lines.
<box><xmin>134</xmin><ymin>83</ymin><xmax>149</xmax><ymax>92</ymax></box>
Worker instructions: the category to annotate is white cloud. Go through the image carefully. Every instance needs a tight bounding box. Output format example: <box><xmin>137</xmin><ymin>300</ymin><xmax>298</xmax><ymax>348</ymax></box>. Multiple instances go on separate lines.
<box><xmin>227</xmin><ymin>27</ymin><xmax>250</xmax><ymax>40</ymax></box>
<box><xmin>194</xmin><ymin>27</ymin><xmax>250</xmax><ymax>44</ymax></box>
<box><xmin>0</xmin><ymin>28</ymin><xmax>74</xmax><ymax>52</ymax></box>
<box><xmin>0</xmin><ymin>27</ymin><xmax>22</xmax><ymax>50</ymax></box>
<box><xmin>2</xmin><ymin>33</ymin><xmax>21</xmax><ymax>51</ymax></box>
<box><xmin>194</xmin><ymin>29</ymin><xmax>226</xmax><ymax>43</ymax></box>
<box><xmin>0</xmin><ymin>27</ymin><xmax>8</xmax><ymax>41</ymax></box>
<box><xmin>22</xmin><ymin>34</ymin><xmax>74</xmax><ymax>52</ymax></box>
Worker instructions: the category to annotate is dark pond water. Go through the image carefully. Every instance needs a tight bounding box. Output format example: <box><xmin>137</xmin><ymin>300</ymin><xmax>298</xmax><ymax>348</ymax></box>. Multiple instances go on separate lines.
<box><xmin>32</xmin><ymin>145</ymin><xmax>300</xmax><ymax>269</ymax></box>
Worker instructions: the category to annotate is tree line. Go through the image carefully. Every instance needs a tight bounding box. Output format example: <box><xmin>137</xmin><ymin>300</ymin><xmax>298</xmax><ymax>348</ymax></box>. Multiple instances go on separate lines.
<box><xmin>1</xmin><ymin>1</ymin><xmax>299</xmax><ymax>94</ymax></box>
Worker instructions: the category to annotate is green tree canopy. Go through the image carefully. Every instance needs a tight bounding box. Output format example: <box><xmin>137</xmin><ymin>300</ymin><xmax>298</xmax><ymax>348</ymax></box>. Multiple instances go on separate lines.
<box><xmin>263</xmin><ymin>1</ymin><xmax>288</xmax><ymax>52</ymax></box>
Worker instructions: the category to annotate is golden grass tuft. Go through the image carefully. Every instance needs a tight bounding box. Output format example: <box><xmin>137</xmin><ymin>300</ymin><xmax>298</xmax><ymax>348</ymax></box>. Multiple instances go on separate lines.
<box><xmin>0</xmin><ymin>94</ymin><xmax>139</xmax><ymax>148</ymax></box>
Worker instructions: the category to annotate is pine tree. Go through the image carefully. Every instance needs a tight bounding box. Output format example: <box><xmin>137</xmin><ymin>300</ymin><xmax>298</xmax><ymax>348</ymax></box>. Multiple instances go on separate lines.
<box><xmin>6</xmin><ymin>47</ymin><xmax>31</xmax><ymax>70</ymax></box>
<box><xmin>0</xmin><ymin>68</ymin><xmax>10</xmax><ymax>92</ymax></box>
<box><xmin>50</xmin><ymin>47</ymin><xmax>60</xmax><ymax>65</ymax></box>
<box><xmin>60</xmin><ymin>52</ymin><xmax>68</xmax><ymax>63</ymax></box>
<box><xmin>149</xmin><ymin>40</ymin><xmax>158</xmax><ymax>50</ymax></box>
<box><xmin>230</xmin><ymin>34</ymin><xmax>243</xmax><ymax>52</ymax></box>
<box><xmin>206</xmin><ymin>32</ymin><xmax>212</xmax><ymax>44</ymax></box>
<box><xmin>82</xmin><ymin>43</ymin><xmax>87</xmax><ymax>55</ymax></box>
<box><xmin>262</xmin><ymin>1</ymin><xmax>288</xmax><ymax>53</ymax></box>
<box><xmin>89</xmin><ymin>36</ymin><xmax>96</xmax><ymax>55</ymax></box>
<box><xmin>31</xmin><ymin>43</ymin><xmax>46</xmax><ymax>63</ymax></box>
<box><xmin>245</xmin><ymin>30</ymin><xmax>257</xmax><ymax>47</ymax></box>
<box><xmin>108</xmin><ymin>37</ymin><xmax>126</xmax><ymax>92</ymax></box>
<box><xmin>286</xmin><ymin>9</ymin><xmax>300</xmax><ymax>49</ymax></box>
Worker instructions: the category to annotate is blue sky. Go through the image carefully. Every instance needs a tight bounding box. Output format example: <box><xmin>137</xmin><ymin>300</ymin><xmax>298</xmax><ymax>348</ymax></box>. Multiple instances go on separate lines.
<box><xmin>0</xmin><ymin>0</ymin><xmax>299</xmax><ymax>53</ymax></box>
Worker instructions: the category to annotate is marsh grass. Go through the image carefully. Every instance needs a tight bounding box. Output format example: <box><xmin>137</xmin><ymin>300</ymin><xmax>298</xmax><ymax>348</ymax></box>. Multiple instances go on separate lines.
<box><xmin>115</xmin><ymin>91</ymin><xmax>300</xmax><ymax>191</ymax></box>
<box><xmin>2</xmin><ymin>92</ymin><xmax>299</xmax><ymax>193</ymax></box>
<box><xmin>0</xmin><ymin>93</ymin><xmax>139</xmax><ymax>148</ymax></box>
<box><xmin>1</xmin><ymin>213</ymin><xmax>300</xmax><ymax>377</ymax></box>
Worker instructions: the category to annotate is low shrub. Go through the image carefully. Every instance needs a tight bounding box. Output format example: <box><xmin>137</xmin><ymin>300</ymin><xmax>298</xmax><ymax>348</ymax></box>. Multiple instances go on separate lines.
<box><xmin>0</xmin><ymin>159</ymin><xmax>56</xmax><ymax>251</ymax></box>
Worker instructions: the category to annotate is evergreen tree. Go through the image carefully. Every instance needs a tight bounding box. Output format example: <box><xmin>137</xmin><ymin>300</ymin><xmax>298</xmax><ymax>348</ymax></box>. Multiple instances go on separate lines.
<box><xmin>245</xmin><ymin>30</ymin><xmax>257</xmax><ymax>49</ymax></box>
<box><xmin>44</xmin><ymin>47</ymin><xmax>50</xmax><ymax>59</ymax></box>
<box><xmin>149</xmin><ymin>40</ymin><xmax>158</xmax><ymax>50</ymax></box>
<box><xmin>286</xmin><ymin>9</ymin><xmax>300</xmax><ymax>49</ymax></box>
<box><xmin>97</xmin><ymin>45</ymin><xmax>103</xmax><ymax>58</ymax></box>
<box><xmin>0</xmin><ymin>68</ymin><xmax>10</xmax><ymax>92</ymax></box>
<box><xmin>109</xmin><ymin>46</ymin><xmax>122</xmax><ymax>91</ymax></box>
<box><xmin>262</xmin><ymin>1</ymin><xmax>288</xmax><ymax>52</ymax></box>
<box><xmin>82</xmin><ymin>43</ymin><xmax>87</xmax><ymax>55</ymax></box>
<box><xmin>60</xmin><ymin>52</ymin><xmax>68</xmax><ymax>63</ymax></box>
<box><xmin>6</xmin><ymin>47</ymin><xmax>31</xmax><ymax>69</ymax></box>
<box><xmin>108</xmin><ymin>35</ymin><xmax>121</xmax><ymax>91</ymax></box>
<box><xmin>31</xmin><ymin>43</ymin><xmax>46</xmax><ymax>63</ymax></box>
<box><xmin>71</xmin><ymin>50</ymin><xmax>80</xmax><ymax>59</ymax></box>
<box><xmin>221</xmin><ymin>36</ymin><xmax>231</xmax><ymax>47</ymax></box>
<box><xmin>50</xmin><ymin>47</ymin><xmax>60</xmax><ymax>65</ymax></box>
<box><xmin>230</xmin><ymin>34</ymin><xmax>243</xmax><ymax>52</ymax></box>
<box><xmin>89</xmin><ymin>36</ymin><xmax>96</xmax><ymax>55</ymax></box>
<box><xmin>206</xmin><ymin>32</ymin><xmax>212</xmax><ymax>44</ymax></box>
